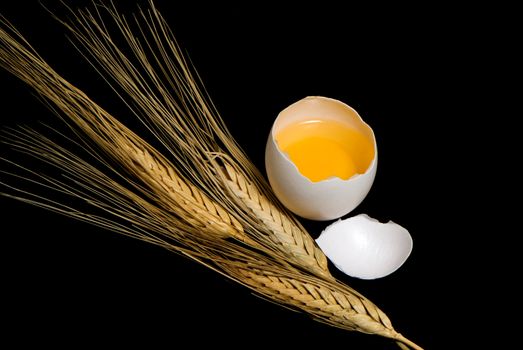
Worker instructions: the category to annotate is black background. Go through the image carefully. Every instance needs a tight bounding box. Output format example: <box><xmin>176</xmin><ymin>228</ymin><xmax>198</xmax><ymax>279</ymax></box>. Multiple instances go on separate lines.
<box><xmin>0</xmin><ymin>1</ymin><xmax>504</xmax><ymax>348</ymax></box>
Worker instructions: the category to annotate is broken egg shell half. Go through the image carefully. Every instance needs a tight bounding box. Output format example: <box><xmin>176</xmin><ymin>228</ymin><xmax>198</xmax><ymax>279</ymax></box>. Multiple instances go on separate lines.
<box><xmin>316</xmin><ymin>214</ymin><xmax>413</xmax><ymax>279</ymax></box>
<box><xmin>265</xmin><ymin>96</ymin><xmax>377</xmax><ymax>220</ymax></box>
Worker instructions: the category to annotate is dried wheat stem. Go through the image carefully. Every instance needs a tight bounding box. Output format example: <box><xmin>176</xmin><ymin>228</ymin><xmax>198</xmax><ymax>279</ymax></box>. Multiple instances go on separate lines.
<box><xmin>233</xmin><ymin>267</ymin><xmax>422</xmax><ymax>349</ymax></box>
<box><xmin>76</xmin><ymin>103</ymin><xmax>254</xmax><ymax>245</ymax></box>
<box><xmin>0</xmin><ymin>22</ymin><xmax>249</xmax><ymax>245</ymax></box>
<box><xmin>124</xmin><ymin>143</ymin><xmax>245</xmax><ymax>240</ymax></box>
<box><xmin>83</xmin><ymin>107</ymin><xmax>252</xmax><ymax>244</ymax></box>
<box><xmin>220</xmin><ymin>162</ymin><xmax>330</xmax><ymax>278</ymax></box>
<box><xmin>237</xmin><ymin>268</ymin><xmax>394</xmax><ymax>334</ymax></box>
<box><xmin>44</xmin><ymin>3</ymin><xmax>327</xmax><ymax>277</ymax></box>
<box><xmin>395</xmin><ymin>336</ymin><xmax>424</xmax><ymax>350</ymax></box>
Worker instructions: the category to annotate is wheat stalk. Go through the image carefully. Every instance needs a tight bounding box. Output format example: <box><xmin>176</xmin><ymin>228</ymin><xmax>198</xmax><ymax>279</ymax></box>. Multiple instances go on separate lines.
<box><xmin>218</xmin><ymin>160</ymin><xmax>330</xmax><ymax>278</ymax></box>
<box><xmin>233</xmin><ymin>268</ymin><xmax>421</xmax><ymax>350</ymax></box>
<box><xmin>0</xmin><ymin>2</ymin><xmax>422</xmax><ymax>349</ymax></box>
<box><xmin>212</xmin><ymin>256</ymin><xmax>421</xmax><ymax>350</ymax></box>
<box><xmin>49</xmin><ymin>1</ymin><xmax>333</xmax><ymax>278</ymax></box>
<box><xmin>0</xmin><ymin>20</ymin><xmax>245</xmax><ymax>243</ymax></box>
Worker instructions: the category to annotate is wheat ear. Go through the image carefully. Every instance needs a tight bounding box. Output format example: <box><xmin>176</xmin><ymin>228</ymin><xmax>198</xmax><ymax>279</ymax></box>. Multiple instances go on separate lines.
<box><xmin>219</xmin><ymin>260</ymin><xmax>422</xmax><ymax>350</ymax></box>
<box><xmin>123</xmin><ymin>143</ymin><xmax>248</xmax><ymax>242</ymax></box>
<box><xmin>218</xmin><ymin>160</ymin><xmax>330</xmax><ymax>278</ymax></box>
<box><xmin>0</xmin><ymin>25</ymin><xmax>246</xmax><ymax>244</ymax></box>
<box><xmin>54</xmin><ymin>3</ymin><xmax>331</xmax><ymax>277</ymax></box>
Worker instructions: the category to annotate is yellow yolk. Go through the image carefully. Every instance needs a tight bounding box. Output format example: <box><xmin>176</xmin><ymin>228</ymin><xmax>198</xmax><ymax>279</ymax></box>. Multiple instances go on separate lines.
<box><xmin>275</xmin><ymin>120</ymin><xmax>374</xmax><ymax>182</ymax></box>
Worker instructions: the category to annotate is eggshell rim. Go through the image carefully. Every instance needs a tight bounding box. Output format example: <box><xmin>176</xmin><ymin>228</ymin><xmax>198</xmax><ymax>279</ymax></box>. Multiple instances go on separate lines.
<box><xmin>270</xmin><ymin>96</ymin><xmax>377</xmax><ymax>185</ymax></box>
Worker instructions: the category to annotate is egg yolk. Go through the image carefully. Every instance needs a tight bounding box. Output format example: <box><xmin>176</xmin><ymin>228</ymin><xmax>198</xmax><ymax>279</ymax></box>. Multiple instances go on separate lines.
<box><xmin>275</xmin><ymin>120</ymin><xmax>374</xmax><ymax>182</ymax></box>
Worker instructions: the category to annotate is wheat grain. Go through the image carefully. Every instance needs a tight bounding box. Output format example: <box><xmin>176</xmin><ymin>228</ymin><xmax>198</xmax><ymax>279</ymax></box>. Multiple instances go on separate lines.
<box><xmin>123</xmin><ymin>141</ymin><xmax>246</xmax><ymax>241</ymax></box>
<box><xmin>218</xmin><ymin>259</ymin><xmax>422</xmax><ymax>350</ymax></box>
<box><xmin>219</xmin><ymin>161</ymin><xmax>330</xmax><ymax>278</ymax></box>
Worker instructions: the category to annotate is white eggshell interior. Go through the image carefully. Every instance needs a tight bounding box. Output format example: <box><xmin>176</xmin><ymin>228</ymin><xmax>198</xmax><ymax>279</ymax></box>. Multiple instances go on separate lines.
<box><xmin>316</xmin><ymin>214</ymin><xmax>413</xmax><ymax>279</ymax></box>
<box><xmin>265</xmin><ymin>96</ymin><xmax>377</xmax><ymax>220</ymax></box>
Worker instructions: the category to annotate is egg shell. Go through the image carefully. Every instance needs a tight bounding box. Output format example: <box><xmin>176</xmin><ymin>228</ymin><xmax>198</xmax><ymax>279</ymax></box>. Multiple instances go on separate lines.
<box><xmin>316</xmin><ymin>214</ymin><xmax>413</xmax><ymax>279</ymax></box>
<box><xmin>265</xmin><ymin>96</ymin><xmax>377</xmax><ymax>220</ymax></box>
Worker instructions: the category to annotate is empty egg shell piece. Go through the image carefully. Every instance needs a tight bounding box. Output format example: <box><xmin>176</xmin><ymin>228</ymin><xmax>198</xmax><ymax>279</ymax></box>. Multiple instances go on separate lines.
<box><xmin>316</xmin><ymin>214</ymin><xmax>413</xmax><ymax>279</ymax></box>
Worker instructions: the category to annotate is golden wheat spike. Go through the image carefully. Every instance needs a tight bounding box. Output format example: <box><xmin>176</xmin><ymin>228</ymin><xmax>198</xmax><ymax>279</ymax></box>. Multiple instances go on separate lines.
<box><xmin>0</xmin><ymin>2</ymin><xmax>422</xmax><ymax>349</ymax></box>
<box><xmin>0</xmin><ymin>20</ymin><xmax>248</xmax><ymax>243</ymax></box>
<box><xmin>220</xmin><ymin>260</ymin><xmax>422</xmax><ymax>350</ymax></box>
<box><xmin>218</xmin><ymin>159</ymin><xmax>330</xmax><ymax>278</ymax></box>
<box><xmin>52</xmin><ymin>1</ymin><xmax>333</xmax><ymax>277</ymax></box>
